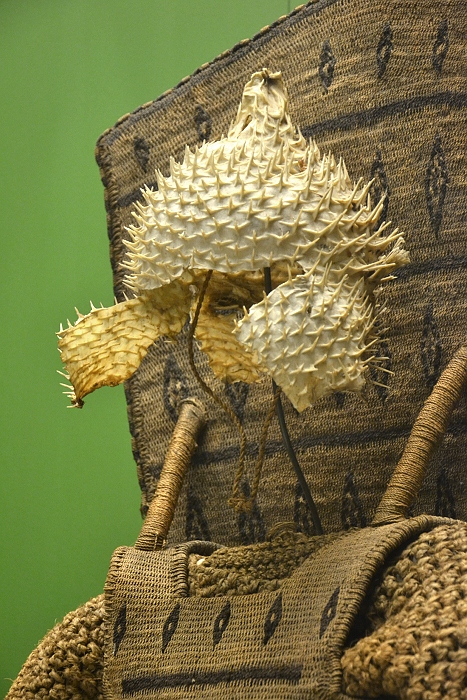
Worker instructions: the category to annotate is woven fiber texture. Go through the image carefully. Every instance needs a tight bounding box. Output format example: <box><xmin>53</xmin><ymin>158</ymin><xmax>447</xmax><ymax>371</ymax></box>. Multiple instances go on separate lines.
<box><xmin>96</xmin><ymin>0</ymin><xmax>467</xmax><ymax>547</ymax></box>
<box><xmin>8</xmin><ymin>521</ymin><xmax>467</xmax><ymax>699</ymax></box>
<box><xmin>187</xmin><ymin>529</ymin><xmax>340</xmax><ymax>597</ymax></box>
<box><xmin>342</xmin><ymin>520</ymin><xmax>467</xmax><ymax>699</ymax></box>
<box><xmin>103</xmin><ymin>516</ymin><xmax>451</xmax><ymax>700</ymax></box>
<box><xmin>7</xmin><ymin>595</ymin><xmax>105</xmax><ymax>700</ymax></box>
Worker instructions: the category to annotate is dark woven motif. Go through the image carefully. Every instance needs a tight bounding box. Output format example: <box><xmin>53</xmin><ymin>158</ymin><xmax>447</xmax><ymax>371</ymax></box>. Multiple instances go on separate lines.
<box><xmin>212</xmin><ymin>601</ymin><xmax>231</xmax><ymax>647</ymax></box>
<box><xmin>163</xmin><ymin>353</ymin><xmax>190</xmax><ymax>423</ymax></box>
<box><xmin>186</xmin><ymin>485</ymin><xmax>211</xmax><ymax>541</ymax></box>
<box><xmin>162</xmin><ymin>603</ymin><xmax>181</xmax><ymax>653</ymax></box>
<box><xmin>320</xmin><ymin>586</ymin><xmax>340</xmax><ymax>639</ymax></box>
<box><xmin>224</xmin><ymin>381</ymin><xmax>249</xmax><ymax>422</ymax></box>
<box><xmin>194</xmin><ymin>104</ymin><xmax>212</xmax><ymax>142</ymax></box>
<box><xmin>113</xmin><ymin>604</ymin><xmax>127</xmax><ymax>656</ymax></box>
<box><xmin>435</xmin><ymin>463</ymin><xmax>457</xmax><ymax>519</ymax></box>
<box><xmin>333</xmin><ymin>391</ymin><xmax>345</xmax><ymax>408</ymax></box>
<box><xmin>294</xmin><ymin>481</ymin><xmax>315</xmax><ymax>535</ymax></box>
<box><xmin>318</xmin><ymin>40</ymin><xmax>336</xmax><ymax>91</ymax></box>
<box><xmin>263</xmin><ymin>593</ymin><xmax>282</xmax><ymax>644</ymax></box>
<box><xmin>432</xmin><ymin>19</ymin><xmax>449</xmax><ymax>74</ymax></box>
<box><xmin>237</xmin><ymin>480</ymin><xmax>266</xmax><ymax>544</ymax></box>
<box><xmin>341</xmin><ymin>470</ymin><xmax>367</xmax><ymax>530</ymax></box>
<box><xmin>133</xmin><ymin>137</ymin><xmax>150</xmax><ymax>172</ymax></box>
<box><xmin>376</xmin><ymin>22</ymin><xmax>393</xmax><ymax>77</ymax></box>
<box><xmin>425</xmin><ymin>134</ymin><xmax>449</xmax><ymax>238</ymax></box>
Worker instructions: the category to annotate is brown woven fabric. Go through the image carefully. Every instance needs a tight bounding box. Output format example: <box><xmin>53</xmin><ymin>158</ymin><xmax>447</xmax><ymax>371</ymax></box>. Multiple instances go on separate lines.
<box><xmin>103</xmin><ymin>516</ymin><xmax>451</xmax><ymax>699</ymax></box>
<box><xmin>8</xmin><ymin>521</ymin><xmax>467</xmax><ymax>699</ymax></box>
<box><xmin>6</xmin><ymin>595</ymin><xmax>105</xmax><ymax>700</ymax></box>
<box><xmin>187</xmin><ymin>529</ymin><xmax>340</xmax><ymax>597</ymax></box>
<box><xmin>342</xmin><ymin>521</ymin><xmax>467</xmax><ymax>699</ymax></box>
<box><xmin>96</xmin><ymin>0</ymin><xmax>467</xmax><ymax>547</ymax></box>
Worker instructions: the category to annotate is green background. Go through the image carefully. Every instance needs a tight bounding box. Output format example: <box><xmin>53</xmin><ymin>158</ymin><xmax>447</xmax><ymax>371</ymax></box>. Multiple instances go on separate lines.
<box><xmin>1</xmin><ymin>1</ymin><xmax>302</xmax><ymax>694</ymax></box>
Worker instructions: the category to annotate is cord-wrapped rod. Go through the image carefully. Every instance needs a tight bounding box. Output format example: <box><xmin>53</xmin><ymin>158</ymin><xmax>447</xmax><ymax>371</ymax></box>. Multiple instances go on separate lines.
<box><xmin>135</xmin><ymin>397</ymin><xmax>206</xmax><ymax>550</ymax></box>
<box><xmin>373</xmin><ymin>344</ymin><xmax>467</xmax><ymax>525</ymax></box>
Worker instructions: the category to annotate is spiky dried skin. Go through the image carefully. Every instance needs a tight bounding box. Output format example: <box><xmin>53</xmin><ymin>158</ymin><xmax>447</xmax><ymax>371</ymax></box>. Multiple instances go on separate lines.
<box><xmin>57</xmin><ymin>281</ymin><xmax>191</xmax><ymax>406</ymax></box>
<box><xmin>123</xmin><ymin>71</ymin><xmax>407</xmax><ymax>299</ymax></box>
<box><xmin>236</xmin><ymin>268</ymin><xmax>373</xmax><ymax>412</ymax></box>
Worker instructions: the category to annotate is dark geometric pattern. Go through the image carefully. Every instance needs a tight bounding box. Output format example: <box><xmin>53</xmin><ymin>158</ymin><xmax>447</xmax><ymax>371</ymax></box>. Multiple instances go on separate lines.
<box><xmin>303</xmin><ymin>93</ymin><xmax>467</xmax><ymax>141</ymax></box>
<box><xmin>420</xmin><ymin>303</ymin><xmax>442</xmax><ymax>391</ymax></box>
<box><xmin>186</xmin><ymin>486</ymin><xmax>211</xmax><ymax>541</ymax></box>
<box><xmin>341</xmin><ymin>470</ymin><xmax>367</xmax><ymax>529</ymax></box>
<box><xmin>425</xmin><ymin>134</ymin><xmax>449</xmax><ymax>238</ymax></box>
<box><xmin>133</xmin><ymin>136</ymin><xmax>150</xmax><ymax>172</ymax></box>
<box><xmin>194</xmin><ymin>104</ymin><xmax>212</xmax><ymax>142</ymax></box>
<box><xmin>213</xmin><ymin>601</ymin><xmax>231</xmax><ymax>648</ymax></box>
<box><xmin>224</xmin><ymin>381</ymin><xmax>249</xmax><ymax>421</ymax></box>
<box><xmin>319</xmin><ymin>586</ymin><xmax>340</xmax><ymax>638</ymax></box>
<box><xmin>237</xmin><ymin>481</ymin><xmax>266</xmax><ymax>544</ymax></box>
<box><xmin>113</xmin><ymin>604</ymin><xmax>127</xmax><ymax>656</ymax></box>
<box><xmin>263</xmin><ymin>593</ymin><xmax>283</xmax><ymax>645</ymax></box>
<box><xmin>432</xmin><ymin>19</ymin><xmax>449</xmax><ymax>74</ymax></box>
<box><xmin>369</xmin><ymin>149</ymin><xmax>390</xmax><ymax>228</ymax></box>
<box><xmin>376</xmin><ymin>22</ymin><xmax>393</xmax><ymax>78</ymax></box>
<box><xmin>293</xmin><ymin>481</ymin><xmax>313</xmax><ymax>536</ymax></box>
<box><xmin>435</xmin><ymin>464</ymin><xmax>457</xmax><ymax>518</ymax></box>
<box><xmin>334</xmin><ymin>391</ymin><xmax>345</xmax><ymax>408</ymax></box>
<box><xmin>163</xmin><ymin>353</ymin><xmax>189</xmax><ymax>422</ymax></box>
<box><xmin>122</xmin><ymin>665</ymin><xmax>302</xmax><ymax>693</ymax></box>
<box><xmin>319</xmin><ymin>40</ymin><xmax>336</xmax><ymax>92</ymax></box>
<box><xmin>161</xmin><ymin>603</ymin><xmax>181</xmax><ymax>653</ymax></box>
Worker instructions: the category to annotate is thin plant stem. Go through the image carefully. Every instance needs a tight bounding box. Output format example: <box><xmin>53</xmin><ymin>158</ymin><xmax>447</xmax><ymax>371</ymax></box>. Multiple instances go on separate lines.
<box><xmin>263</xmin><ymin>267</ymin><xmax>324</xmax><ymax>535</ymax></box>
<box><xmin>187</xmin><ymin>271</ymin><xmax>248</xmax><ymax>508</ymax></box>
<box><xmin>247</xmin><ymin>386</ymin><xmax>281</xmax><ymax>507</ymax></box>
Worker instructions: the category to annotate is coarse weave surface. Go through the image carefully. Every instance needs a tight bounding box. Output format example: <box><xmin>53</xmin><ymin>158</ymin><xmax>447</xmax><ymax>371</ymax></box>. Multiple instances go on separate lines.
<box><xmin>342</xmin><ymin>519</ymin><xmax>467</xmax><ymax>699</ymax></box>
<box><xmin>96</xmin><ymin>0</ymin><xmax>467</xmax><ymax>546</ymax></box>
<box><xmin>8</xmin><ymin>521</ymin><xmax>467</xmax><ymax>699</ymax></box>
<box><xmin>102</xmin><ymin>516</ymin><xmax>450</xmax><ymax>699</ymax></box>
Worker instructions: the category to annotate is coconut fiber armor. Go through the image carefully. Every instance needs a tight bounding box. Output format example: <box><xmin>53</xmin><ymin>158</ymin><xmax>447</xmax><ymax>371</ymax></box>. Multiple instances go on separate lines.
<box><xmin>101</xmin><ymin>516</ymin><xmax>457</xmax><ymax>700</ymax></box>
<box><xmin>8</xmin><ymin>520</ymin><xmax>467</xmax><ymax>699</ymax></box>
<box><xmin>7</xmin><ymin>0</ymin><xmax>467</xmax><ymax>699</ymax></box>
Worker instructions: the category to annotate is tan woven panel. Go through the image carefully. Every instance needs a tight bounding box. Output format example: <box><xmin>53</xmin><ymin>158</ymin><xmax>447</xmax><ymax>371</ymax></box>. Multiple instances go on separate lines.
<box><xmin>103</xmin><ymin>516</ymin><xmax>451</xmax><ymax>699</ymax></box>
